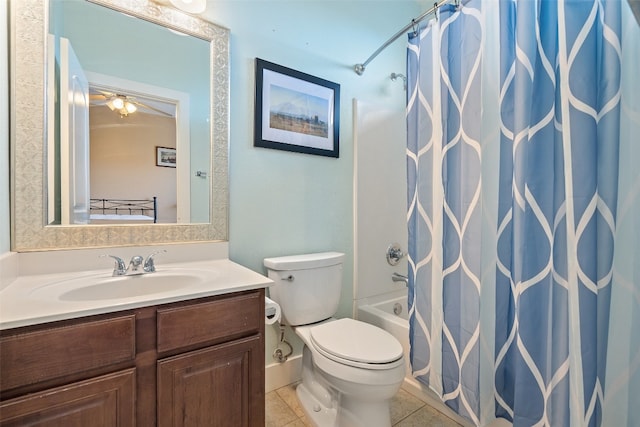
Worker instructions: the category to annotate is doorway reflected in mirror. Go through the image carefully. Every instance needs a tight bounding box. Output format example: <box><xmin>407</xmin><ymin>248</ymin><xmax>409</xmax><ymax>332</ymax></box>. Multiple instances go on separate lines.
<box><xmin>48</xmin><ymin>0</ymin><xmax>209</xmax><ymax>225</ymax></box>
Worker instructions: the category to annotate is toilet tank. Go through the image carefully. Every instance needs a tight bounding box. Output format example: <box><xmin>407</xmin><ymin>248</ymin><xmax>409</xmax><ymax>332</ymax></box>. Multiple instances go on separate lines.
<box><xmin>264</xmin><ymin>252</ymin><xmax>345</xmax><ymax>326</ymax></box>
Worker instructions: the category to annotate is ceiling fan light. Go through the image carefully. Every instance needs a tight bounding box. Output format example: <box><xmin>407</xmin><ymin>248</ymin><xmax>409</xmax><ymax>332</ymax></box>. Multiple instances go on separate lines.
<box><xmin>112</xmin><ymin>97</ymin><xmax>125</xmax><ymax>109</ymax></box>
<box><xmin>125</xmin><ymin>102</ymin><xmax>137</xmax><ymax>114</ymax></box>
<box><xmin>169</xmin><ymin>0</ymin><xmax>206</xmax><ymax>14</ymax></box>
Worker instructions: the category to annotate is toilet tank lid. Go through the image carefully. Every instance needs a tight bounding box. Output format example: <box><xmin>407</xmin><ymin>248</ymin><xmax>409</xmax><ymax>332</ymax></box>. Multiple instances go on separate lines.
<box><xmin>264</xmin><ymin>252</ymin><xmax>345</xmax><ymax>271</ymax></box>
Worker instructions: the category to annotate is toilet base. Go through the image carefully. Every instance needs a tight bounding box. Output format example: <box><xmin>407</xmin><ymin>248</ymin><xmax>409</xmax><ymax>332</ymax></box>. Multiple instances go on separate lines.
<box><xmin>296</xmin><ymin>383</ymin><xmax>337</xmax><ymax>427</ymax></box>
<box><xmin>338</xmin><ymin>396</ymin><xmax>392</xmax><ymax>427</ymax></box>
<box><xmin>296</xmin><ymin>382</ymin><xmax>393</xmax><ymax>427</ymax></box>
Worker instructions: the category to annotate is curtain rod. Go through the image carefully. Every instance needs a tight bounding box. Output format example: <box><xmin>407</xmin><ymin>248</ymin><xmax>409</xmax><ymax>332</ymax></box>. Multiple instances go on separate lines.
<box><xmin>353</xmin><ymin>0</ymin><xmax>458</xmax><ymax>75</ymax></box>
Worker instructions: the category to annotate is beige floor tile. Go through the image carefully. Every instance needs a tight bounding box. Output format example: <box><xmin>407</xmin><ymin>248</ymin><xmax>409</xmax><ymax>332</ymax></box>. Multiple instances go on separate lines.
<box><xmin>282</xmin><ymin>419</ymin><xmax>308</xmax><ymax>427</ymax></box>
<box><xmin>299</xmin><ymin>415</ymin><xmax>314</xmax><ymax>426</ymax></box>
<box><xmin>393</xmin><ymin>405</ymin><xmax>463</xmax><ymax>427</ymax></box>
<box><xmin>390</xmin><ymin>388</ymin><xmax>426</xmax><ymax>425</ymax></box>
<box><xmin>268</xmin><ymin>383</ymin><xmax>462</xmax><ymax>427</ymax></box>
<box><xmin>393</xmin><ymin>406</ymin><xmax>439</xmax><ymax>427</ymax></box>
<box><xmin>419</xmin><ymin>404</ymin><xmax>462</xmax><ymax>426</ymax></box>
<box><xmin>276</xmin><ymin>383</ymin><xmax>306</xmax><ymax>418</ymax></box>
<box><xmin>266</xmin><ymin>391</ymin><xmax>299</xmax><ymax>427</ymax></box>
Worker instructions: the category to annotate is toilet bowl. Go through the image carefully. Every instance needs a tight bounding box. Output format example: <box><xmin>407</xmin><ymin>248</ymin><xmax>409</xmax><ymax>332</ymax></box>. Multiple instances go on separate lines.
<box><xmin>295</xmin><ymin>318</ymin><xmax>406</xmax><ymax>427</ymax></box>
<box><xmin>264</xmin><ymin>252</ymin><xmax>406</xmax><ymax>427</ymax></box>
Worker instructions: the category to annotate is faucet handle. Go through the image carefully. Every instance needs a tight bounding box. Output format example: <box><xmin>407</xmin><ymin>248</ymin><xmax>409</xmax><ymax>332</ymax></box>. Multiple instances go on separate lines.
<box><xmin>101</xmin><ymin>254</ymin><xmax>126</xmax><ymax>276</ymax></box>
<box><xmin>144</xmin><ymin>250</ymin><xmax>167</xmax><ymax>273</ymax></box>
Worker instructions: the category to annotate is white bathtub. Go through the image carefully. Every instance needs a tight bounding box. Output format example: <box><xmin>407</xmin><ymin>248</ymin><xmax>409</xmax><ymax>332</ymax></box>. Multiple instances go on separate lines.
<box><xmin>357</xmin><ymin>290</ymin><xmax>475</xmax><ymax>427</ymax></box>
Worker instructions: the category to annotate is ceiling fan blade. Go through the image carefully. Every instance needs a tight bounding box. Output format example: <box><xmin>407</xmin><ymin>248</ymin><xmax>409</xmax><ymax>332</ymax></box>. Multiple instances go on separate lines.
<box><xmin>89</xmin><ymin>94</ymin><xmax>110</xmax><ymax>106</ymax></box>
<box><xmin>95</xmin><ymin>88</ymin><xmax>116</xmax><ymax>97</ymax></box>
<box><xmin>130</xmin><ymin>99</ymin><xmax>174</xmax><ymax>117</ymax></box>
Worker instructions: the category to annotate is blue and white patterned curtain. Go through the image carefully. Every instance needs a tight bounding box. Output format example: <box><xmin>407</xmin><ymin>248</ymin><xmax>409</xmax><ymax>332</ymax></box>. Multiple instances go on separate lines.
<box><xmin>495</xmin><ymin>0</ymin><xmax>620</xmax><ymax>425</ymax></box>
<box><xmin>407</xmin><ymin>1</ymin><xmax>485</xmax><ymax>423</ymax></box>
<box><xmin>405</xmin><ymin>1</ymin><xmax>636</xmax><ymax>426</ymax></box>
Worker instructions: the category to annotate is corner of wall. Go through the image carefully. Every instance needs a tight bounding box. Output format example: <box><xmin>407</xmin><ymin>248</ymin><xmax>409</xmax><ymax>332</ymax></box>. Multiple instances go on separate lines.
<box><xmin>0</xmin><ymin>252</ymin><xmax>18</xmax><ymax>291</ymax></box>
<box><xmin>1</xmin><ymin>0</ymin><xmax>10</xmax><ymax>255</ymax></box>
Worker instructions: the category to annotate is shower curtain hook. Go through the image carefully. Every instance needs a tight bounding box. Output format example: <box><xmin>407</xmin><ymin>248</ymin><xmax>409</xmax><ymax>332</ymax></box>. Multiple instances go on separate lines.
<box><xmin>411</xmin><ymin>18</ymin><xmax>418</xmax><ymax>36</ymax></box>
<box><xmin>434</xmin><ymin>3</ymin><xmax>439</xmax><ymax>21</ymax></box>
<box><xmin>454</xmin><ymin>0</ymin><xmax>460</xmax><ymax>10</ymax></box>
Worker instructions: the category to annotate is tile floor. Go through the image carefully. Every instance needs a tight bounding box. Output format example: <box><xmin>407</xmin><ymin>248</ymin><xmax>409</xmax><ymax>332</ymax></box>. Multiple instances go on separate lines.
<box><xmin>266</xmin><ymin>383</ymin><xmax>462</xmax><ymax>427</ymax></box>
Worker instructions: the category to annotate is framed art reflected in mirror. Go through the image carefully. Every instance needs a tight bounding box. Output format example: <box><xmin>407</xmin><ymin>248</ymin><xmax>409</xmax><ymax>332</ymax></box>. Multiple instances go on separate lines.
<box><xmin>156</xmin><ymin>147</ymin><xmax>177</xmax><ymax>168</ymax></box>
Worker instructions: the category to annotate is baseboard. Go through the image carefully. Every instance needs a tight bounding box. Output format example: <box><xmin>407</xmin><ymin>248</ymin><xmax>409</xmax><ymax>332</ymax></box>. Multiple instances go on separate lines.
<box><xmin>265</xmin><ymin>354</ymin><xmax>302</xmax><ymax>393</ymax></box>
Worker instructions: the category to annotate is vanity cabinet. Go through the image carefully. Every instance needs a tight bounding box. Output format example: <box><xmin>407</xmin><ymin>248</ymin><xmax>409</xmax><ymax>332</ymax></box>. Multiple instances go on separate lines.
<box><xmin>0</xmin><ymin>289</ymin><xmax>265</xmax><ymax>427</ymax></box>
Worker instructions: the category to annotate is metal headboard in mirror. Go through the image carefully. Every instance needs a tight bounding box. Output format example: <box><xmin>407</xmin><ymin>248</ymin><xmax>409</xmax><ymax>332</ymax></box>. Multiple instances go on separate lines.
<box><xmin>10</xmin><ymin>0</ymin><xmax>229</xmax><ymax>251</ymax></box>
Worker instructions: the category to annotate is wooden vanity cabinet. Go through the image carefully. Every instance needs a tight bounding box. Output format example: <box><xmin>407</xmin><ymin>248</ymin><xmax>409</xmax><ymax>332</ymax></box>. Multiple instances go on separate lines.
<box><xmin>0</xmin><ymin>288</ymin><xmax>266</xmax><ymax>427</ymax></box>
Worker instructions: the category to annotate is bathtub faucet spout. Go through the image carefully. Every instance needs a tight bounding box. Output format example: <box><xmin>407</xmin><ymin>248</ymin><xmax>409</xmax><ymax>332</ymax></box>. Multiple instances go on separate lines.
<box><xmin>392</xmin><ymin>273</ymin><xmax>408</xmax><ymax>287</ymax></box>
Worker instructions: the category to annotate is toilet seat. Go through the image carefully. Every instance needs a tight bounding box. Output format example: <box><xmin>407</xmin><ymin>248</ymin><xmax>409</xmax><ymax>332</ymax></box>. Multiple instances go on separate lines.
<box><xmin>310</xmin><ymin>318</ymin><xmax>404</xmax><ymax>370</ymax></box>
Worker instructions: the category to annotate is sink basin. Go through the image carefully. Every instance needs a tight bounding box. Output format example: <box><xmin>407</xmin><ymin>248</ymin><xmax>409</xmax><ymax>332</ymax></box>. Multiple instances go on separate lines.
<box><xmin>30</xmin><ymin>269</ymin><xmax>220</xmax><ymax>302</ymax></box>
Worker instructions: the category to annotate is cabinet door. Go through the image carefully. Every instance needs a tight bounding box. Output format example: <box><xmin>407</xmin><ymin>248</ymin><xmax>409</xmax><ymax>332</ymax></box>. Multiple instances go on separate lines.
<box><xmin>157</xmin><ymin>335</ymin><xmax>264</xmax><ymax>427</ymax></box>
<box><xmin>0</xmin><ymin>369</ymin><xmax>135</xmax><ymax>427</ymax></box>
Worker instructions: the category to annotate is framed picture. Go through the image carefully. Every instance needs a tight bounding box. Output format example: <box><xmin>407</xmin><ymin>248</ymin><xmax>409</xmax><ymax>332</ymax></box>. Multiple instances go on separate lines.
<box><xmin>254</xmin><ymin>58</ymin><xmax>340</xmax><ymax>158</ymax></box>
<box><xmin>156</xmin><ymin>146</ymin><xmax>176</xmax><ymax>167</ymax></box>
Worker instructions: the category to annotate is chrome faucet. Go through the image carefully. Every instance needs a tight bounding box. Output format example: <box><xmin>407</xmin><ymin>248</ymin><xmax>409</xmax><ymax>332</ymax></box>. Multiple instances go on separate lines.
<box><xmin>102</xmin><ymin>250</ymin><xmax>166</xmax><ymax>276</ymax></box>
<box><xmin>392</xmin><ymin>272</ymin><xmax>408</xmax><ymax>287</ymax></box>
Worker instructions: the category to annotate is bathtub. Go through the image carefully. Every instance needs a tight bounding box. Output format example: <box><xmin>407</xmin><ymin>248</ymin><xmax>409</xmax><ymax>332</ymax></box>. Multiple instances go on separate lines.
<box><xmin>357</xmin><ymin>290</ymin><xmax>475</xmax><ymax>427</ymax></box>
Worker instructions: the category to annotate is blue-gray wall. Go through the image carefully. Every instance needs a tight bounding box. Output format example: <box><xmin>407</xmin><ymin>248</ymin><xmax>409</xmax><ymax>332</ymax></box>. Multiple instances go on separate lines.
<box><xmin>210</xmin><ymin>1</ymin><xmax>418</xmax><ymax>319</ymax></box>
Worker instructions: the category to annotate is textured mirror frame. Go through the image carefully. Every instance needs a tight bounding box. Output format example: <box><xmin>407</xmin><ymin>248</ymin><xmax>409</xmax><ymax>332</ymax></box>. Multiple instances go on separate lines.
<box><xmin>10</xmin><ymin>0</ymin><xmax>229</xmax><ymax>251</ymax></box>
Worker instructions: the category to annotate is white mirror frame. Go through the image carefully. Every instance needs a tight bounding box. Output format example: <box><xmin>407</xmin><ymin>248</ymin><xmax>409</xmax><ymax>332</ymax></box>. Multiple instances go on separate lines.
<box><xmin>10</xmin><ymin>0</ymin><xmax>229</xmax><ymax>251</ymax></box>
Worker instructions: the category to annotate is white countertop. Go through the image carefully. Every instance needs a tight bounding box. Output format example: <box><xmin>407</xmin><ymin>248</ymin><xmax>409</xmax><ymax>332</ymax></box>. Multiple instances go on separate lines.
<box><xmin>0</xmin><ymin>259</ymin><xmax>273</xmax><ymax>330</ymax></box>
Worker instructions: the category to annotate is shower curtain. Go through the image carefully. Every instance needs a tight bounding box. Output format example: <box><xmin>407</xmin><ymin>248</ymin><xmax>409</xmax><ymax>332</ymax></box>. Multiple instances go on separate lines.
<box><xmin>406</xmin><ymin>0</ymin><xmax>639</xmax><ymax>426</ymax></box>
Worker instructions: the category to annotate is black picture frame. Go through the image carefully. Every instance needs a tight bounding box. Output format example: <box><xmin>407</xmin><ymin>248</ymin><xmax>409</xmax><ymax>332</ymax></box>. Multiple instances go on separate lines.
<box><xmin>156</xmin><ymin>146</ymin><xmax>176</xmax><ymax>167</ymax></box>
<box><xmin>254</xmin><ymin>58</ymin><xmax>340</xmax><ymax>158</ymax></box>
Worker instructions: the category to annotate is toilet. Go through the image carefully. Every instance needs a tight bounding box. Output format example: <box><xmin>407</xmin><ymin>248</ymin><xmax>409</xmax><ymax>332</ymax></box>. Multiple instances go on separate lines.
<box><xmin>264</xmin><ymin>252</ymin><xmax>405</xmax><ymax>427</ymax></box>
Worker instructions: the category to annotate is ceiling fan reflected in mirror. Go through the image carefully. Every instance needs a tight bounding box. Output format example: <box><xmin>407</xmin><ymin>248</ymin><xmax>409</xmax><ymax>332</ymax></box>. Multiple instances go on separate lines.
<box><xmin>89</xmin><ymin>88</ymin><xmax>176</xmax><ymax>118</ymax></box>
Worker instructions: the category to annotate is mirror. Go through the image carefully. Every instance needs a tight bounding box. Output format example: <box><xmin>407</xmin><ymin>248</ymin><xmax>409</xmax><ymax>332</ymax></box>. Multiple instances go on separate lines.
<box><xmin>48</xmin><ymin>0</ymin><xmax>211</xmax><ymax>225</ymax></box>
<box><xmin>10</xmin><ymin>0</ymin><xmax>229</xmax><ymax>251</ymax></box>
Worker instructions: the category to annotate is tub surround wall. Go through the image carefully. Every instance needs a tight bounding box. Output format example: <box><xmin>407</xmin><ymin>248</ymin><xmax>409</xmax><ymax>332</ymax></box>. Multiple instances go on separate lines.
<box><xmin>353</xmin><ymin>99</ymin><xmax>407</xmax><ymax>304</ymax></box>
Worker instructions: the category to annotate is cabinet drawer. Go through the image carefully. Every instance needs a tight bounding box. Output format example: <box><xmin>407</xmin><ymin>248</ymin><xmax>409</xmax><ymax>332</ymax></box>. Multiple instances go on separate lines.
<box><xmin>0</xmin><ymin>315</ymin><xmax>136</xmax><ymax>392</ymax></box>
<box><xmin>157</xmin><ymin>291</ymin><xmax>262</xmax><ymax>353</ymax></box>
